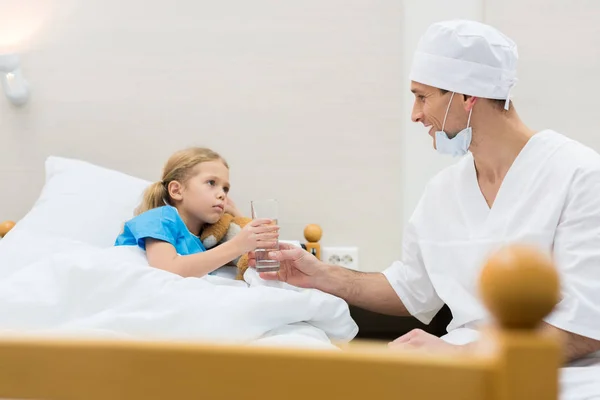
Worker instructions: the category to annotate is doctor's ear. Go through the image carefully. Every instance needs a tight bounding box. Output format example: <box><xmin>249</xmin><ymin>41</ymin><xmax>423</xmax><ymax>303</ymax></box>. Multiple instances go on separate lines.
<box><xmin>167</xmin><ymin>181</ymin><xmax>184</xmax><ymax>201</ymax></box>
<box><xmin>462</xmin><ymin>95</ymin><xmax>478</xmax><ymax>111</ymax></box>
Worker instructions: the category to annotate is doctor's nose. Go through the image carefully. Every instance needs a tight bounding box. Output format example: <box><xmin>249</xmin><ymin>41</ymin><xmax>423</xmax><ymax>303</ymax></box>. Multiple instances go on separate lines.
<box><xmin>411</xmin><ymin>105</ymin><xmax>423</xmax><ymax>123</ymax></box>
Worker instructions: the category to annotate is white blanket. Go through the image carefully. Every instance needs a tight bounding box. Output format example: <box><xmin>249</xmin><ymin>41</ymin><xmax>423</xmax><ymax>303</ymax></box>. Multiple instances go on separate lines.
<box><xmin>0</xmin><ymin>236</ymin><xmax>358</xmax><ymax>348</ymax></box>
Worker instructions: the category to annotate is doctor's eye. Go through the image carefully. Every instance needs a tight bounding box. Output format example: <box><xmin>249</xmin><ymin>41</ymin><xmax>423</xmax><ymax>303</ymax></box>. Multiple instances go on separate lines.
<box><xmin>417</xmin><ymin>95</ymin><xmax>426</xmax><ymax>102</ymax></box>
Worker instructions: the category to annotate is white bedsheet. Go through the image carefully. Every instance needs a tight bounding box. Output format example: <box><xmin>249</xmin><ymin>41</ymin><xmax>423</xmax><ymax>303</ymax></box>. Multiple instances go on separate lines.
<box><xmin>0</xmin><ymin>233</ymin><xmax>358</xmax><ymax>349</ymax></box>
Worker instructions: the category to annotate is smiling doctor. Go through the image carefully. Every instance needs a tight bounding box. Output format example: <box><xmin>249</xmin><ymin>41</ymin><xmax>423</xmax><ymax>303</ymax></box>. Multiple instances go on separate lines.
<box><xmin>252</xmin><ymin>18</ymin><xmax>600</xmax><ymax>393</ymax></box>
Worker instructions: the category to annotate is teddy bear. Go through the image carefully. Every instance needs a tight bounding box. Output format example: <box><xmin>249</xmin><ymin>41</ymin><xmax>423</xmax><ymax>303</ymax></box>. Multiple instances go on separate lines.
<box><xmin>200</xmin><ymin>213</ymin><xmax>252</xmax><ymax>280</ymax></box>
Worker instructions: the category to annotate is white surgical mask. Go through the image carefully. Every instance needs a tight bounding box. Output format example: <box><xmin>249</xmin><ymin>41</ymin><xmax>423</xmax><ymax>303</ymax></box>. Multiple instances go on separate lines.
<box><xmin>435</xmin><ymin>92</ymin><xmax>473</xmax><ymax>157</ymax></box>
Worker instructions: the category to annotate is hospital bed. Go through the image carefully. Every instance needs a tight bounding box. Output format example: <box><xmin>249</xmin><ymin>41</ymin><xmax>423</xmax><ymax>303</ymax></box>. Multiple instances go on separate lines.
<box><xmin>0</xmin><ymin>229</ymin><xmax>561</xmax><ymax>399</ymax></box>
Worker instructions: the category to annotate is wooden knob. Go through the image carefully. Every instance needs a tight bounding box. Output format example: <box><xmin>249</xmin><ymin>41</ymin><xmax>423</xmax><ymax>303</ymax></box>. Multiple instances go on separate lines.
<box><xmin>304</xmin><ymin>224</ymin><xmax>322</xmax><ymax>243</ymax></box>
<box><xmin>479</xmin><ymin>244</ymin><xmax>560</xmax><ymax>330</ymax></box>
<box><xmin>0</xmin><ymin>220</ymin><xmax>16</xmax><ymax>238</ymax></box>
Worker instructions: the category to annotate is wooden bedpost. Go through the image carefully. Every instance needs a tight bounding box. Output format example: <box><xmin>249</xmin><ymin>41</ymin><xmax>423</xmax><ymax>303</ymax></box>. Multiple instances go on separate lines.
<box><xmin>0</xmin><ymin>220</ymin><xmax>16</xmax><ymax>238</ymax></box>
<box><xmin>479</xmin><ymin>244</ymin><xmax>562</xmax><ymax>400</ymax></box>
<box><xmin>304</xmin><ymin>224</ymin><xmax>322</xmax><ymax>260</ymax></box>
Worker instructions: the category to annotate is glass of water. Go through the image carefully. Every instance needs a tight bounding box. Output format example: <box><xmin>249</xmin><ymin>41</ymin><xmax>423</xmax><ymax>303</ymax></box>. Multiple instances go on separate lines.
<box><xmin>251</xmin><ymin>199</ymin><xmax>280</xmax><ymax>273</ymax></box>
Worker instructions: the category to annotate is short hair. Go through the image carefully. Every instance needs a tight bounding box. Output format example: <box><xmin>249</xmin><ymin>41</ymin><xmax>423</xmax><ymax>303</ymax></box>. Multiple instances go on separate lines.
<box><xmin>439</xmin><ymin>89</ymin><xmax>510</xmax><ymax>111</ymax></box>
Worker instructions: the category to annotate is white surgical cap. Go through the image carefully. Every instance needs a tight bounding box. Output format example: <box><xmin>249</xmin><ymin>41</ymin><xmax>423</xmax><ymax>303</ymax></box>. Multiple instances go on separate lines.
<box><xmin>409</xmin><ymin>20</ymin><xmax>518</xmax><ymax>110</ymax></box>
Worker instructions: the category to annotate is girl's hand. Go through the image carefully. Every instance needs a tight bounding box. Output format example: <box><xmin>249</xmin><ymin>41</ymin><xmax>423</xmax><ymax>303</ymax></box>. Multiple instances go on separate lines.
<box><xmin>224</xmin><ymin>197</ymin><xmax>242</xmax><ymax>217</ymax></box>
<box><xmin>233</xmin><ymin>219</ymin><xmax>279</xmax><ymax>254</ymax></box>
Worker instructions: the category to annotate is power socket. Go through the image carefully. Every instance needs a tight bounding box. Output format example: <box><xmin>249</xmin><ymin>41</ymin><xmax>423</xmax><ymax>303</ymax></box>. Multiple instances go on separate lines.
<box><xmin>321</xmin><ymin>246</ymin><xmax>359</xmax><ymax>271</ymax></box>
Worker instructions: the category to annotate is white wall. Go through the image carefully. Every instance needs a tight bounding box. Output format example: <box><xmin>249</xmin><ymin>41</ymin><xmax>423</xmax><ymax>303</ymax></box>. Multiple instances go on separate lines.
<box><xmin>485</xmin><ymin>0</ymin><xmax>600</xmax><ymax>150</ymax></box>
<box><xmin>0</xmin><ymin>0</ymin><xmax>403</xmax><ymax>272</ymax></box>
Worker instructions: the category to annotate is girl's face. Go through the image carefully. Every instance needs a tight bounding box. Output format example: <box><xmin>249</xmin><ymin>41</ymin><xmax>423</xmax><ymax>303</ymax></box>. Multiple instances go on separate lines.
<box><xmin>169</xmin><ymin>160</ymin><xmax>230</xmax><ymax>227</ymax></box>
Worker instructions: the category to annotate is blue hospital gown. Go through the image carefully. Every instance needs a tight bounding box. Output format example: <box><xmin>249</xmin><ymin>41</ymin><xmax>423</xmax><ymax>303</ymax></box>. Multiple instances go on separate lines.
<box><xmin>115</xmin><ymin>205</ymin><xmax>207</xmax><ymax>256</ymax></box>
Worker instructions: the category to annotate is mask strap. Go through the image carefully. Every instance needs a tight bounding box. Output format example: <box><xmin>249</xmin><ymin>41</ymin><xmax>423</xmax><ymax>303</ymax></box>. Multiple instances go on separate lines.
<box><xmin>504</xmin><ymin>91</ymin><xmax>511</xmax><ymax>111</ymax></box>
<box><xmin>441</xmin><ymin>92</ymin><xmax>455</xmax><ymax>131</ymax></box>
<box><xmin>467</xmin><ymin>107</ymin><xmax>473</xmax><ymax>128</ymax></box>
<box><xmin>504</xmin><ymin>79</ymin><xmax>517</xmax><ymax>110</ymax></box>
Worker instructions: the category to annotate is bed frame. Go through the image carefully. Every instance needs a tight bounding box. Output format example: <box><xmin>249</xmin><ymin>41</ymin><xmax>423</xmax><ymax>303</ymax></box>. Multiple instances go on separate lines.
<box><xmin>0</xmin><ymin>222</ymin><xmax>562</xmax><ymax>400</ymax></box>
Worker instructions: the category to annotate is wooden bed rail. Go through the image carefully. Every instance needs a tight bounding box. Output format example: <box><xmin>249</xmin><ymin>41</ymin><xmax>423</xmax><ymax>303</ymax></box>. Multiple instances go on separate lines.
<box><xmin>0</xmin><ymin>244</ymin><xmax>561</xmax><ymax>400</ymax></box>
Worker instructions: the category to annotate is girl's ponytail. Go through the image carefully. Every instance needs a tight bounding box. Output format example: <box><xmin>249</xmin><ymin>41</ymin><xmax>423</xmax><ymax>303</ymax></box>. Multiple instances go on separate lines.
<box><xmin>135</xmin><ymin>181</ymin><xmax>167</xmax><ymax>216</ymax></box>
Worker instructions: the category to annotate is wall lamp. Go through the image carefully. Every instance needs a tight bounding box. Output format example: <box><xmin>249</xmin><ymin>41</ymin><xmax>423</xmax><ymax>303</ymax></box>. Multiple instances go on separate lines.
<box><xmin>0</xmin><ymin>53</ymin><xmax>30</xmax><ymax>106</ymax></box>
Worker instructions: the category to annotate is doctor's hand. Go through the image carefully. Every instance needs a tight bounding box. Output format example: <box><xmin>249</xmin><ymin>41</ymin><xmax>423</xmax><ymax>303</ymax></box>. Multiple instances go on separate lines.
<box><xmin>388</xmin><ymin>329</ymin><xmax>462</xmax><ymax>354</ymax></box>
<box><xmin>248</xmin><ymin>243</ymin><xmax>322</xmax><ymax>289</ymax></box>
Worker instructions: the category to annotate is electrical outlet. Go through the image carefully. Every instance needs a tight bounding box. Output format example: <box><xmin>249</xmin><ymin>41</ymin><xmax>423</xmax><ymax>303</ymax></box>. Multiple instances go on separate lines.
<box><xmin>321</xmin><ymin>246</ymin><xmax>359</xmax><ymax>271</ymax></box>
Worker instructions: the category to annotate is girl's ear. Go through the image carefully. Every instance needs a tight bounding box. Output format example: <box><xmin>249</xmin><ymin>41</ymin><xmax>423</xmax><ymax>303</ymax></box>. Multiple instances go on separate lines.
<box><xmin>168</xmin><ymin>181</ymin><xmax>184</xmax><ymax>201</ymax></box>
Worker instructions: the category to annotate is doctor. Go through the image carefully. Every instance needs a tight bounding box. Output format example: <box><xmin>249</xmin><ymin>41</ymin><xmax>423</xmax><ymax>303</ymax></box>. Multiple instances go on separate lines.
<box><xmin>253</xmin><ymin>20</ymin><xmax>600</xmax><ymax>364</ymax></box>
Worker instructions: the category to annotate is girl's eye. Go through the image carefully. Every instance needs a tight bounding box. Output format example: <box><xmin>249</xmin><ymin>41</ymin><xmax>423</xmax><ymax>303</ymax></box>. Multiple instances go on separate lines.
<box><xmin>224</xmin><ymin>187</ymin><xmax>230</xmax><ymax>193</ymax></box>
<box><xmin>207</xmin><ymin>180</ymin><xmax>216</xmax><ymax>186</ymax></box>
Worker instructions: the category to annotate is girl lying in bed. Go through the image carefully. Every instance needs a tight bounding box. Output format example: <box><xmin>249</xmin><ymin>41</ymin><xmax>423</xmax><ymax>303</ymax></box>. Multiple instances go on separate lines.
<box><xmin>114</xmin><ymin>147</ymin><xmax>279</xmax><ymax>278</ymax></box>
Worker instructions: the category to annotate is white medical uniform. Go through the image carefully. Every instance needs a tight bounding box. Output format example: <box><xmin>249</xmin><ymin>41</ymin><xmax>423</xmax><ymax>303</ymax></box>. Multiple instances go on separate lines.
<box><xmin>383</xmin><ymin>130</ymin><xmax>600</xmax><ymax>399</ymax></box>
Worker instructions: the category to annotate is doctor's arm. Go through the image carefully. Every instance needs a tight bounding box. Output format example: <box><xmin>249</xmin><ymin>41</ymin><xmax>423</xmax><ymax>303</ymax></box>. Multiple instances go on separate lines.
<box><xmin>389</xmin><ymin>323</ymin><xmax>600</xmax><ymax>362</ymax></box>
<box><xmin>543</xmin><ymin>167</ymin><xmax>600</xmax><ymax>363</ymax></box>
<box><xmin>541</xmin><ymin>324</ymin><xmax>600</xmax><ymax>363</ymax></box>
<box><xmin>258</xmin><ymin>195</ymin><xmax>441</xmax><ymax>319</ymax></box>
<box><xmin>315</xmin><ymin>266</ymin><xmax>410</xmax><ymax>316</ymax></box>
<box><xmin>256</xmin><ymin>243</ymin><xmax>412</xmax><ymax>317</ymax></box>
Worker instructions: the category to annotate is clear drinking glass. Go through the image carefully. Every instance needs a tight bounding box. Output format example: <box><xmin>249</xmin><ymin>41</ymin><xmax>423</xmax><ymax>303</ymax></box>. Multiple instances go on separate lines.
<box><xmin>251</xmin><ymin>199</ymin><xmax>280</xmax><ymax>272</ymax></box>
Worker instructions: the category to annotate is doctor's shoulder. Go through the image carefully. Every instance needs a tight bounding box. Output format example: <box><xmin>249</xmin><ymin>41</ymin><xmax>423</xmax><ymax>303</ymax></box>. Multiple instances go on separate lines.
<box><xmin>550</xmin><ymin>131</ymin><xmax>600</xmax><ymax>173</ymax></box>
<box><xmin>541</xmin><ymin>132</ymin><xmax>600</xmax><ymax>202</ymax></box>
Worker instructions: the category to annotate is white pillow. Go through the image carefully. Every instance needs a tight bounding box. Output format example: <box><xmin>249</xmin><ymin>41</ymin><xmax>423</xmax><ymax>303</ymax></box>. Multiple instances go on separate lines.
<box><xmin>3</xmin><ymin>156</ymin><xmax>151</xmax><ymax>248</ymax></box>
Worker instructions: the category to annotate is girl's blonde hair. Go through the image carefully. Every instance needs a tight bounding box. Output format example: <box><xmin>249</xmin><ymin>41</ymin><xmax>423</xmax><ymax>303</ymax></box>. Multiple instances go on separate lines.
<box><xmin>135</xmin><ymin>147</ymin><xmax>228</xmax><ymax>216</ymax></box>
